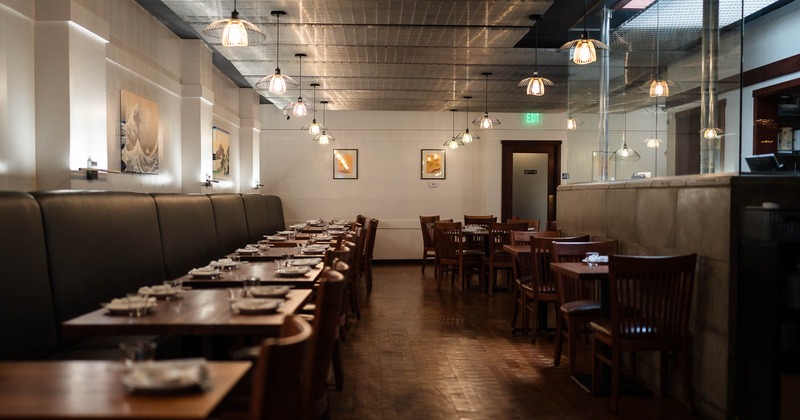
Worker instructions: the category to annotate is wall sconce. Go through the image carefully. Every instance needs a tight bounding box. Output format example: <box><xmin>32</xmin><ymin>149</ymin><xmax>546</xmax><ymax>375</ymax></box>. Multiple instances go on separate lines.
<box><xmin>253</xmin><ymin>180</ymin><xmax>264</xmax><ymax>189</ymax></box>
<box><xmin>203</xmin><ymin>174</ymin><xmax>219</xmax><ymax>187</ymax></box>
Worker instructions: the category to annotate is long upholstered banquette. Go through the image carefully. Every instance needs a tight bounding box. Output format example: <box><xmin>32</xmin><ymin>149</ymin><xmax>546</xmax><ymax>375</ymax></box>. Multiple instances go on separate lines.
<box><xmin>0</xmin><ymin>191</ymin><xmax>285</xmax><ymax>360</ymax></box>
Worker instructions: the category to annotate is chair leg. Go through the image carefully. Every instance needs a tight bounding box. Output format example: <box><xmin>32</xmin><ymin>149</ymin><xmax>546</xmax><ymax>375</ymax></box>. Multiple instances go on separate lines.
<box><xmin>487</xmin><ymin>264</ymin><xmax>495</xmax><ymax>297</ymax></box>
<box><xmin>421</xmin><ymin>251</ymin><xmax>426</xmax><ymax>274</ymax></box>
<box><xmin>511</xmin><ymin>284</ymin><xmax>520</xmax><ymax>330</ymax></box>
<box><xmin>591</xmin><ymin>333</ymin><xmax>602</xmax><ymax>397</ymax></box>
<box><xmin>529</xmin><ymin>300</ymin><xmax>539</xmax><ymax>344</ymax></box>
<box><xmin>610</xmin><ymin>347</ymin><xmax>621</xmax><ymax>414</ymax></box>
<box><xmin>567</xmin><ymin>318</ymin><xmax>579</xmax><ymax>375</ymax></box>
<box><xmin>436</xmin><ymin>265</ymin><xmax>443</xmax><ymax>290</ymax></box>
<box><xmin>553</xmin><ymin>312</ymin><xmax>565</xmax><ymax>367</ymax></box>
<box><xmin>679</xmin><ymin>344</ymin><xmax>695</xmax><ymax>414</ymax></box>
<box><xmin>365</xmin><ymin>261</ymin><xmax>373</xmax><ymax>293</ymax></box>
<box><xmin>332</xmin><ymin>339</ymin><xmax>344</xmax><ymax>391</ymax></box>
<box><xmin>520</xmin><ymin>292</ymin><xmax>529</xmax><ymax>336</ymax></box>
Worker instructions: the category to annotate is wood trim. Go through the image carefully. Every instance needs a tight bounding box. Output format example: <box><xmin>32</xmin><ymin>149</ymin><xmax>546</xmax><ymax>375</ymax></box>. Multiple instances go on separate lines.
<box><xmin>500</xmin><ymin>140</ymin><xmax>561</xmax><ymax>224</ymax></box>
<box><xmin>743</xmin><ymin>53</ymin><xmax>800</xmax><ymax>88</ymax></box>
<box><xmin>752</xmin><ymin>76</ymin><xmax>800</xmax><ymax>97</ymax></box>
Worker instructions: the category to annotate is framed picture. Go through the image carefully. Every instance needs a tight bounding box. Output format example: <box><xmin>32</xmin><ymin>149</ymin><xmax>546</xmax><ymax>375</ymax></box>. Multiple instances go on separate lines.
<box><xmin>212</xmin><ymin>127</ymin><xmax>231</xmax><ymax>180</ymax></box>
<box><xmin>120</xmin><ymin>90</ymin><xmax>160</xmax><ymax>174</ymax></box>
<box><xmin>421</xmin><ymin>149</ymin><xmax>446</xmax><ymax>179</ymax></box>
<box><xmin>333</xmin><ymin>149</ymin><xmax>358</xmax><ymax>179</ymax></box>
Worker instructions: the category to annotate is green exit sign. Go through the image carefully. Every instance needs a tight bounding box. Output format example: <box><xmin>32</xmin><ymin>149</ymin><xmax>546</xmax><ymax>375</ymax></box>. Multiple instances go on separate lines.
<box><xmin>525</xmin><ymin>113</ymin><xmax>541</xmax><ymax>125</ymax></box>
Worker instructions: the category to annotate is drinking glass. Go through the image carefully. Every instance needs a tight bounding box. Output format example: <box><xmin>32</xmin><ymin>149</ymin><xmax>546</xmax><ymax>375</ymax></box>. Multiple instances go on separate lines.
<box><xmin>119</xmin><ymin>340</ymin><xmax>156</xmax><ymax>368</ymax></box>
<box><xmin>242</xmin><ymin>276</ymin><xmax>261</xmax><ymax>297</ymax></box>
<box><xmin>585</xmin><ymin>252</ymin><xmax>600</xmax><ymax>267</ymax></box>
<box><xmin>126</xmin><ymin>292</ymin><xmax>144</xmax><ymax>317</ymax></box>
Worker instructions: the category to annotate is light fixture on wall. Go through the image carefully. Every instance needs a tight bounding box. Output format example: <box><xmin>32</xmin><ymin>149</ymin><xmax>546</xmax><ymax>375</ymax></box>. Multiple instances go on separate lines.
<box><xmin>301</xmin><ymin>83</ymin><xmax>325</xmax><ymax>135</ymax></box>
<box><xmin>518</xmin><ymin>15</ymin><xmax>555</xmax><ymax>96</ymax></box>
<box><xmin>202</xmin><ymin>0</ymin><xmax>265</xmax><ymax>47</ymax></box>
<box><xmin>473</xmin><ymin>73</ymin><xmax>501</xmax><ymax>129</ymax></box>
<box><xmin>445</xmin><ymin>109</ymin><xmax>465</xmax><ymax>150</ymax></box>
<box><xmin>456</xmin><ymin>96</ymin><xmax>479</xmax><ymax>144</ymax></box>
<box><xmin>312</xmin><ymin>101</ymin><xmax>335</xmax><ymax>144</ymax></box>
<box><xmin>648</xmin><ymin>0</ymin><xmax>673</xmax><ymax>97</ymax></box>
<box><xmin>255</xmin><ymin>11</ymin><xmax>297</xmax><ymax>95</ymax></box>
<box><xmin>558</xmin><ymin>0</ymin><xmax>608</xmax><ymax>65</ymax></box>
<box><xmin>283</xmin><ymin>54</ymin><xmax>313</xmax><ymax>117</ymax></box>
<box><xmin>609</xmin><ymin>108</ymin><xmax>641</xmax><ymax>162</ymax></box>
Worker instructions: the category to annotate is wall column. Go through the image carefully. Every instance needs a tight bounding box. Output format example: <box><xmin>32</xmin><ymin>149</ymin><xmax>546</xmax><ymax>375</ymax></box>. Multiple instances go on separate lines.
<box><xmin>180</xmin><ymin>39</ymin><xmax>214</xmax><ymax>193</ymax></box>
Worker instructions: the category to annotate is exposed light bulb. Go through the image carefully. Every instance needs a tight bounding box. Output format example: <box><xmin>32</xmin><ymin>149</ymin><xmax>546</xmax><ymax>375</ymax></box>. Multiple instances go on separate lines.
<box><xmin>527</xmin><ymin>77</ymin><xmax>545</xmax><ymax>96</ymax></box>
<box><xmin>480</xmin><ymin>114</ymin><xmax>493</xmax><ymax>129</ymax></box>
<box><xmin>318</xmin><ymin>133</ymin><xmax>330</xmax><ymax>145</ymax></box>
<box><xmin>292</xmin><ymin>98</ymin><xmax>307</xmax><ymax>117</ymax></box>
<box><xmin>702</xmin><ymin>128</ymin><xmax>719</xmax><ymax>139</ymax></box>
<box><xmin>618</xmin><ymin>147</ymin><xmax>630</xmax><ymax>158</ymax></box>
<box><xmin>222</xmin><ymin>20</ymin><xmax>248</xmax><ymax>46</ymax></box>
<box><xmin>308</xmin><ymin>120</ymin><xmax>321</xmax><ymax>135</ymax></box>
<box><xmin>269</xmin><ymin>70</ymin><xmax>287</xmax><ymax>94</ymax></box>
<box><xmin>573</xmin><ymin>39</ymin><xmax>597</xmax><ymax>65</ymax></box>
<box><xmin>649</xmin><ymin>79</ymin><xmax>670</xmax><ymax>97</ymax></box>
<box><xmin>448</xmin><ymin>138</ymin><xmax>459</xmax><ymax>149</ymax></box>
<box><xmin>567</xmin><ymin>116</ymin><xmax>577</xmax><ymax>130</ymax></box>
<box><xmin>462</xmin><ymin>130</ymin><xmax>474</xmax><ymax>144</ymax></box>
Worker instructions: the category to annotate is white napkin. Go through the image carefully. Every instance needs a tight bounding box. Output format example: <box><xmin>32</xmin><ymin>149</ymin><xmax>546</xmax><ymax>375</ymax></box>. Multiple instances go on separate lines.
<box><xmin>123</xmin><ymin>359</ymin><xmax>208</xmax><ymax>389</ymax></box>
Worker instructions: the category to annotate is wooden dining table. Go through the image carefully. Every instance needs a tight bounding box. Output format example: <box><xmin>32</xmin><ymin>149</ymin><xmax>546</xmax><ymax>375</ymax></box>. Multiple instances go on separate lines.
<box><xmin>62</xmin><ymin>289</ymin><xmax>312</xmax><ymax>337</ymax></box>
<box><xmin>180</xmin><ymin>260</ymin><xmax>323</xmax><ymax>289</ymax></box>
<box><xmin>0</xmin><ymin>360</ymin><xmax>250</xmax><ymax>419</ymax></box>
<box><xmin>231</xmin><ymin>246</ymin><xmax>329</xmax><ymax>262</ymax></box>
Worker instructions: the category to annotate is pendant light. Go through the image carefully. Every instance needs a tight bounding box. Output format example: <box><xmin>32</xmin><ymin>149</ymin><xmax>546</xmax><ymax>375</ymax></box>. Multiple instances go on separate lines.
<box><xmin>610</xmin><ymin>108</ymin><xmax>641</xmax><ymax>162</ymax></box>
<box><xmin>518</xmin><ymin>15</ymin><xmax>555</xmax><ymax>96</ymax></box>
<box><xmin>283</xmin><ymin>54</ymin><xmax>313</xmax><ymax>117</ymax></box>
<box><xmin>565</xmin><ymin>73</ymin><xmax>581</xmax><ymax>130</ymax></box>
<box><xmin>558</xmin><ymin>0</ymin><xmax>609</xmax><ymax>65</ymax></box>
<box><xmin>649</xmin><ymin>1</ymin><xmax>672</xmax><ymax>97</ymax></box>
<box><xmin>255</xmin><ymin>11</ymin><xmax>297</xmax><ymax>95</ymax></box>
<box><xmin>473</xmin><ymin>73</ymin><xmax>501</xmax><ymax>129</ymax></box>
<box><xmin>313</xmin><ymin>101</ymin><xmax>335</xmax><ymax>145</ymax></box>
<box><xmin>644</xmin><ymin>102</ymin><xmax>663</xmax><ymax>176</ymax></box>
<box><xmin>301</xmin><ymin>84</ymin><xmax>326</xmax><ymax>135</ymax></box>
<box><xmin>202</xmin><ymin>0</ymin><xmax>265</xmax><ymax>47</ymax></box>
<box><xmin>456</xmin><ymin>96</ymin><xmax>479</xmax><ymax>144</ymax></box>
<box><xmin>444</xmin><ymin>109</ymin><xmax>464</xmax><ymax>150</ymax></box>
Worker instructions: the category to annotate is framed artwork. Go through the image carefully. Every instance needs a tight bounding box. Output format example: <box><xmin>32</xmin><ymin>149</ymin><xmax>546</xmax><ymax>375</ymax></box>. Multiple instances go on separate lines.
<box><xmin>120</xmin><ymin>90</ymin><xmax>160</xmax><ymax>174</ymax></box>
<box><xmin>212</xmin><ymin>127</ymin><xmax>231</xmax><ymax>180</ymax></box>
<box><xmin>421</xmin><ymin>149</ymin><xmax>446</xmax><ymax>179</ymax></box>
<box><xmin>333</xmin><ymin>149</ymin><xmax>358</xmax><ymax>179</ymax></box>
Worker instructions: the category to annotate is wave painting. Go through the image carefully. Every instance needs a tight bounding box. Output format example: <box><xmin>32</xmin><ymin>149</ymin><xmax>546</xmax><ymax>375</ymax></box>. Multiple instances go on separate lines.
<box><xmin>120</xmin><ymin>90</ymin><xmax>160</xmax><ymax>174</ymax></box>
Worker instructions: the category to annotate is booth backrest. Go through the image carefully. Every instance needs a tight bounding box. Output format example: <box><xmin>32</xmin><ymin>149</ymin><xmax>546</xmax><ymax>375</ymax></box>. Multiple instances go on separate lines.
<box><xmin>0</xmin><ymin>192</ymin><xmax>58</xmax><ymax>359</ymax></box>
<box><xmin>265</xmin><ymin>195</ymin><xmax>285</xmax><ymax>233</ymax></box>
<box><xmin>241</xmin><ymin>193</ymin><xmax>271</xmax><ymax>243</ymax></box>
<box><xmin>152</xmin><ymin>193</ymin><xmax>219</xmax><ymax>279</ymax></box>
<box><xmin>33</xmin><ymin>191</ymin><xmax>167</xmax><ymax>327</ymax></box>
<box><xmin>208</xmin><ymin>193</ymin><xmax>250</xmax><ymax>255</ymax></box>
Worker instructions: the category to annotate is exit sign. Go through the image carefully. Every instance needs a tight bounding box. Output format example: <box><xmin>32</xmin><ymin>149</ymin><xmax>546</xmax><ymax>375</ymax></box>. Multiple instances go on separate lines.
<box><xmin>525</xmin><ymin>113</ymin><xmax>541</xmax><ymax>125</ymax></box>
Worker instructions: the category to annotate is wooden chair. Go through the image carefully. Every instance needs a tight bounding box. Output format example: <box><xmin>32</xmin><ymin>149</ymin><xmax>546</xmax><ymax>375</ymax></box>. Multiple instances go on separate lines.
<box><xmin>463</xmin><ymin>215</ymin><xmax>496</xmax><ymax>252</ymax></box>
<box><xmin>590</xmin><ymin>254</ymin><xmax>697</xmax><ymax>414</ymax></box>
<box><xmin>433</xmin><ymin>221</ymin><xmax>483</xmax><ymax>290</ymax></box>
<box><xmin>340</xmin><ymin>232</ymin><xmax>362</xmax><ymax>320</ymax></box>
<box><xmin>419</xmin><ymin>215</ymin><xmax>440</xmax><ymax>274</ymax></box>
<box><xmin>509</xmin><ymin>216</ymin><xmax>540</xmax><ymax>231</ymax></box>
<box><xmin>303</xmin><ymin>268</ymin><xmax>346</xmax><ymax>420</ymax></box>
<box><xmin>481</xmin><ymin>221</ymin><xmax>528</xmax><ymax>296</ymax></box>
<box><xmin>249</xmin><ymin>315</ymin><xmax>313</xmax><ymax>420</ymax></box>
<box><xmin>551</xmin><ymin>240</ymin><xmax>618</xmax><ymax>375</ymax></box>
<box><xmin>361</xmin><ymin>219</ymin><xmax>379</xmax><ymax>293</ymax></box>
<box><xmin>510</xmin><ymin>230</ymin><xmax>562</xmax><ymax>334</ymax></box>
<box><xmin>526</xmin><ymin>234</ymin><xmax>589</xmax><ymax>343</ymax></box>
<box><xmin>325</xmin><ymin>250</ymin><xmax>351</xmax><ymax>391</ymax></box>
<box><xmin>354</xmin><ymin>214</ymin><xmax>366</xmax><ymax>230</ymax></box>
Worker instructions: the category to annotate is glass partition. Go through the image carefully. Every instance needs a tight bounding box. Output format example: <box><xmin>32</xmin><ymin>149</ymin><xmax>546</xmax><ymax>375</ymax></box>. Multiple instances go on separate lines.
<box><xmin>564</xmin><ymin>0</ymin><xmax>795</xmax><ymax>182</ymax></box>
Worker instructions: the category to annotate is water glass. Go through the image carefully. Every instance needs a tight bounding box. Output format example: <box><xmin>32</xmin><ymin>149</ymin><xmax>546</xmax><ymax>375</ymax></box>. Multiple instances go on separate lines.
<box><xmin>126</xmin><ymin>292</ymin><xmax>145</xmax><ymax>318</ymax></box>
<box><xmin>242</xmin><ymin>276</ymin><xmax>260</xmax><ymax>296</ymax></box>
<box><xmin>119</xmin><ymin>340</ymin><xmax>156</xmax><ymax>368</ymax></box>
<box><xmin>585</xmin><ymin>252</ymin><xmax>600</xmax><ymax>267</ymax></box>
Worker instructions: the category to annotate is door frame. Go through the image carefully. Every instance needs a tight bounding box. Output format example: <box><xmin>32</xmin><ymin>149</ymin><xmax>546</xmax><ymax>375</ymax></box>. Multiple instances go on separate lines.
<box><xmin>501</xmin><ymin>140</ymin><xmax>561</xmax><ymax>223</ymax></box>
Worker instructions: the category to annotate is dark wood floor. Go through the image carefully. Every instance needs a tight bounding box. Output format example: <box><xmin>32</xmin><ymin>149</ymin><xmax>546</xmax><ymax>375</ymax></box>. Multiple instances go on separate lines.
<box><xmin>329</xmin><ymin>262</ymin><xmax>697</xmax><ymax>419</ymax></box>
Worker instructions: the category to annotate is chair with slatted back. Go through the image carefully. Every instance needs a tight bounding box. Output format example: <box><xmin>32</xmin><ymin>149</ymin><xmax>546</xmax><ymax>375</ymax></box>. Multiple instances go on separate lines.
<box><xmin>419</xmin><ymin>215</ymin><xmax>440</xmax><ymax>274</ymax></box>
<box><xmin>526</xmin><ymin>234</ymin><xmax>590</xmax><ymax>343</ymax></box>
<box><xmin>482</xmin><ymin>221</ymin><xmax>529</xmax><ymax>296</ymax></box>
<box><xmin>510</xmin><ymin>230</ymin><xmax>562</xmax><ymax>335</ymax></box>
<box><xmin>340</xmin><ymin>232</ymin><xmax>362</xmax><ymax>320</ymax></box>
<box><xmin>590</xmin><ymin>254</ymin><xmax>697</xmax><ymax>414</ymax></box>
<box><xmin>463</xmin><ymin>215</ymin><xmax>496</xmax><ymax>252</ymax></box>
<box><xmin>433</xmin><ymin>221</ymin><xmax>482</xmax><ymax>290</ymax></box>
<box><xmin>354</xmin><ymin>214</ymin><xmax>366</xmax><ymax>230</ymax></box>
<box><xmin>248</xmin><ymin>315</ymin><xmax>313</xmax><ymax>420</ymax></box>
<box><xmin>551</xmin><ymin>240</ymin><xmax>618</xmax><ymax>375</ymax></box>
<box><xmin>303</xmin><ymin>268</ymin><xmax>346</xmax><ymax>420</ymax></box>
<box><xmin>509</xmin><ymin>216</ymin><xmax>541</xmax><ymax>231</ymax></box>
<box><xmin>361</xmin><ymin>219</ymin><xmax>379</xmax><ymax>293</ymax></box>
<box><xmin>326</xmin><ymin>250</ymin><xmax>351</xmax><ymax>391</ymax></box>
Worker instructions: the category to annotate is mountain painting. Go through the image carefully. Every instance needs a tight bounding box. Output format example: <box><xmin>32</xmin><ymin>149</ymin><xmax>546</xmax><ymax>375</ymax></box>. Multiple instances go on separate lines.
<box><xmin>120</xmin><ymin>90</ymin><xmax>160</xmax><ymax>174</ymax></box>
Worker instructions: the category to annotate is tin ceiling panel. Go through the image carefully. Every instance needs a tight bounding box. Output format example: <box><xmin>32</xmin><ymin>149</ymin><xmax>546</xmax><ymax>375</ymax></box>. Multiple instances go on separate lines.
<box><xmin>147</xmin><ymin>0</ymin><xmax>781</xmax><ymax>113</ymax></box>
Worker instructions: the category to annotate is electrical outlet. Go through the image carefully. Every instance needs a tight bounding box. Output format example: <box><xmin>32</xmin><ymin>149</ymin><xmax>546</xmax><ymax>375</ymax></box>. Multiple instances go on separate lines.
<box><xmin>562</xmin><ymin>173</ymin><xmax>570</xmax><ymax>180</ymax></box>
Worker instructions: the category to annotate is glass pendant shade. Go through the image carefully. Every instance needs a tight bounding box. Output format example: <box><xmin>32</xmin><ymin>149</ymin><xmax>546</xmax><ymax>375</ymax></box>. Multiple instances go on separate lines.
<box><xmin>473</xmin><ymin>73</ymin><xmax>500</xmax><ymax>128</ymax></box>
<box><xmin>283</xmin><ymin>54</ymin><xmax>312</xmax><ymax>116</ymax></box>
<box><xmin>700</xmin><ymin>127</ymin><xmax>724</xmax><ymax>139</ymax></box>
<box><xmin>610</xmin><ymin>135</ymin><xmax>641</xmax><ymax>162</ymax></box>
<box><xmin>314</xmin><ymin>131</ymin><xmax>334</xmax><ymax>144</ymax></box>
<box><xmin>649</xmin><ymin>78</ymin><xmax>670</xmax><ymax>97</ymax></box>
<box><xmin>304</xmin><ymin>119</ymin><xmax>324</xmax><ymax>135</ymax></box>
<box><xmin>558</xmin><ymin>0</ymin><xmax>608</xmax><ymax>65</ymax></box>
<box><xmin>311</xmin><ymin>100</ymin><xmax>333</xmax><ymax>144</ymax></box>
<box><xmin>567</xmin><ymin>115</ymin><xmax>580</xmax><ymax>130</ymax></box>
<box><xmin>456</xmin><ymin>96</ymin><xmax>479</xmax><ymax>143</ymax></box>
<box><xmin>444</xmin><ymin>137</ymin><xmax>463</xmax><ymax>150</ymax></box>
<box><xmin>518</xmin><ymin>19</ymin><xmax>556</xmax><ymax>96</ymax></box>
<box><xmin>203</xmin><ymin>2</ymin><xmax>265</xmax><ymax>47</ymax></box>
<box><xmin>644</xmin><ymin>138</ymin><xmax>662</xmax><ymax>149</ymax></box>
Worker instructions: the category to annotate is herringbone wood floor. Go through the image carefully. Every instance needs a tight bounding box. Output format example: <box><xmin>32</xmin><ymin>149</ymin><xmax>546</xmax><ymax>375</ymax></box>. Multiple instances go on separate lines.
<box><xmin>329</xmin><ymin>262</ymin><xmax>697</xmax><ymax>419</ymax></box>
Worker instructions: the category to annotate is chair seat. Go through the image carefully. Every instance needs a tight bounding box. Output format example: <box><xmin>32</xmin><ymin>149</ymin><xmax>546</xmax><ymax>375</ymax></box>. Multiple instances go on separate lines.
<box><xmin>560</xmin><ymin>300</ymin><xmax>602</xmax><ymax>315</ymax></box>
<box><xmin>463</xmin><ymin>249</ymin><xmax>484</xmax><ymax>256</ymax></box>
